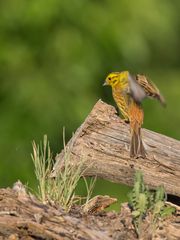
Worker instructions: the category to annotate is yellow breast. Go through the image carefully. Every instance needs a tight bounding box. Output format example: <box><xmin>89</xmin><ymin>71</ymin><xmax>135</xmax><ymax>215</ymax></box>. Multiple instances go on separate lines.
<box><xmin>112</xmin><ymin>89</ymin><xmax>129</xmax><ymax>121</ymax></box>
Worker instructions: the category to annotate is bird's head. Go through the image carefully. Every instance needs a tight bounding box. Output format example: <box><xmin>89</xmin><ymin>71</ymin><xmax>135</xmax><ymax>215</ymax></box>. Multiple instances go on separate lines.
<box><xmin>103</xmin><ymin>72</ymin><xmax>120</xmax><ymax>87</ymax></box>
<box><xmin>103</xmin><ymin>71</ymin><xmax>129</xmax><ymax>88</ymax></box>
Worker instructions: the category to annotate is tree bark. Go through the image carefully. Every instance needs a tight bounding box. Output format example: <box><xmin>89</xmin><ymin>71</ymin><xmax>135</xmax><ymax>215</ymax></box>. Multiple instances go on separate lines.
<box><xmin>0</xmin><ymin>184</ymin><xmax>179</xmax><ymax>240</ymax></box>
<box><xmin>51</xmin><ymin>100</ymin><xmax>180</xmax><ymax>197</ymax></box>
<box><xmin>0</xmin><ymin>186</ymin><xmax>134</xmax><ymax>240</ymax></box>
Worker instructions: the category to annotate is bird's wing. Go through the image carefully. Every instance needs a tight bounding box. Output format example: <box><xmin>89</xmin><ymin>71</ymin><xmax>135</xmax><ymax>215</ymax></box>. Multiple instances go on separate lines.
<box><xmin>127</xmin><ymin>73</ymin><xmax>146</xmax><ymax>104</ymax></box>
<box><xmin>136</xmin><ymin>74</ymin><xmax>166</xmax><ymax>106</ymax></box>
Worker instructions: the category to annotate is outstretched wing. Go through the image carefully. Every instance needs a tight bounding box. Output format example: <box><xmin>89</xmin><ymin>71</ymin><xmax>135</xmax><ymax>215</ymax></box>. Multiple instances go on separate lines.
<box><xmin>136</xmin><ymin>74</ymin><xmax>166</xmax><ymax>106</ymax></box>
<box><xmin>127</xmin><ymin>73</ymin><xmax>146</xmax><ymax>104</ymax></box>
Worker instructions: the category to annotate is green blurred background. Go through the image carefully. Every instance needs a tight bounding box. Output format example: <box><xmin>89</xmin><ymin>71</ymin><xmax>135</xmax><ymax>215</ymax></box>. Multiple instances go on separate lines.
<box><xmin>0</xmin><ymin>0</ymin><xmax>180</xmax><ymax>207</ymax></box>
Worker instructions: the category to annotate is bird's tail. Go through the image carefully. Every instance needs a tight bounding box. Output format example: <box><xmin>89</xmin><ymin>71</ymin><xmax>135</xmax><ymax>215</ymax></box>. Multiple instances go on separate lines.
<box><xmin>130</xmin><ymin>125</ymin><xmax>146</xmax><ymax>158</ymax></box>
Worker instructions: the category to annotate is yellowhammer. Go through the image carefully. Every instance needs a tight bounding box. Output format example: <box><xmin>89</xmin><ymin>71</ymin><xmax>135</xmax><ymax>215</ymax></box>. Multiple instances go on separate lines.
<box><xmin>103</xmin><ymin>71</ymin><xmax>165</xmax><ymax>158</ymax></box>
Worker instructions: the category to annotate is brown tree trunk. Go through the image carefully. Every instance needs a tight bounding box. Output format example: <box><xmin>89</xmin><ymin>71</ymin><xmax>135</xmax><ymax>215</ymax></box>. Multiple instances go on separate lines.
<box><xmin>51</xmin><ymin>100</ymin><xmax>180</xmax><ymax>197</ymax></box>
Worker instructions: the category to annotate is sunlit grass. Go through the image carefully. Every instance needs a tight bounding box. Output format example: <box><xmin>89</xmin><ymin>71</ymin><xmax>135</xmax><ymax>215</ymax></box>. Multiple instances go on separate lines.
<box><xmin>31</xmin><ymin>134</ymin><xmax>96</xmax><ymax>212</ymax></box>
<box><xmin>31</xmin><ymin>135</ymin><xmax>52</xmax><ymax>204</ymax></box>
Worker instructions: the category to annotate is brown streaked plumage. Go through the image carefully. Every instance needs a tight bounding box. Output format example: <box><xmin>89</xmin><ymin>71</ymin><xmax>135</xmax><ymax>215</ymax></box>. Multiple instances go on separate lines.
<box><xmin>136</xmin><ymin>74</ymin><xmax>166</xmax><ymax>106</ymax></box>
<box><xmin>104</xmin><ymin>71</ymin><xmax>165</xmax><ymax>158</ymax></box>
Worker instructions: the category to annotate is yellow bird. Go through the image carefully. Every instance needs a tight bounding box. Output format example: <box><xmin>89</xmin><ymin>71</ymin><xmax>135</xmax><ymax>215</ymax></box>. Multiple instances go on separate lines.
<box><xmin>103</xmin><ymin>71</ymin><xmax>165</xmax><ymax>158</ymax></box>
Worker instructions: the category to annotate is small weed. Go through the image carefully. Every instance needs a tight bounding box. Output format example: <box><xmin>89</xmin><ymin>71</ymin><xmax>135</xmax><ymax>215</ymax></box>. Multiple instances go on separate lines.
<box><xmin>31</xmin><ymin>135</ymin><xmax>53</xmax><ymax>204</ymax></box>
<box><xmin>31</xmin><ymin>134</ymin><xmax>96</xmax><ymax>212</ymax></box>
<box><xmin>83</xmin><ymin>176</ymin><xmax>97</xmax><ymax>204</ymax></box>
<box><xmin>128</xmin><ymin>171</ymin><xmax>176</xmax><ymax>237</ymax></box>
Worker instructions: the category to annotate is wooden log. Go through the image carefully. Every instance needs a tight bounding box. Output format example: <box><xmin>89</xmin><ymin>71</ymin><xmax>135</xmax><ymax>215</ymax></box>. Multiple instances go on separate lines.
<box><xmin>0</xmin><ymin>185</ymin><xmax>135</xmax><ymax>240</ymax></box>
<box><xmin>51</xmin><ymin>100</ymin><xmax>180</xmax><ymax>197</ymax></box>
<box><xmin>0</xmin><ymin>183</ymin><xmax>179</xmax><ymax>240</ymax></box>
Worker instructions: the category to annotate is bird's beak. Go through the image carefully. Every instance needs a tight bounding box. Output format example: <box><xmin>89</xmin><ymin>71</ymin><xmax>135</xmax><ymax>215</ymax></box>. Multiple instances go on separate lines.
<box><xmin>103</xmin><ymin>81</ymin><xmax>108</xmax><ymax>86</ymax></box>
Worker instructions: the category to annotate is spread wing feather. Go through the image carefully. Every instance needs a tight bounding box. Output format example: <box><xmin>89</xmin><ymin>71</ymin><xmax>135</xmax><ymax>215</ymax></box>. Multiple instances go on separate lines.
<box><xmin>136</xmin><ymin>74</ymin><xmax>166</xmax><ymax>106</ymax></box>
<box><xmin>127</xmin><ymin>73</ymin><xmax>166</xmax><ymax>106</ymax></box>
<box><xmin>127</xmin><ymin>73</ymin><xmax>146</xmax><ymax>104</ymax></box>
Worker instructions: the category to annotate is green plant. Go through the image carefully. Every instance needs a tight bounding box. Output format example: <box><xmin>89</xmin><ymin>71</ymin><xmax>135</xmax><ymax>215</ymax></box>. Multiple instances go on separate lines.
<box><xmin>128</xmin><ymin>171</ymin><xmax>149</xmax><ymax>236</ymax></box>
<box><xmin>31</xmin><ymin>135</ymin><xmax>53</xmax><ymax>204</ymax></box>
<box><xmin>83</xmin><ymin>176</ymin><xmax>97</xmax><ymax>204</ymax></box>
<box><xmin>152</xmin><ymin>185</ymin><xmax>176</xmax><ymax>221</ymax></box>
<box><xmin>128</xmin><ymin>171</ymin><xmax>175</xmax><ymax>237</ymax></box>
<box><xmin>31</xmin><ymin>134</ymin><xmax>96</xmax><ymax>212</ymax></box>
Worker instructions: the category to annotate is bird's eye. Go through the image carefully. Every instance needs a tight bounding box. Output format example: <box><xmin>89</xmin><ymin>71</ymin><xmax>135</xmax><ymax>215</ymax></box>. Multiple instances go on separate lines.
<box><xmin>108</xmin><ymin>77</ymin><xmax>111</xmax><ymax>80</ymax></box>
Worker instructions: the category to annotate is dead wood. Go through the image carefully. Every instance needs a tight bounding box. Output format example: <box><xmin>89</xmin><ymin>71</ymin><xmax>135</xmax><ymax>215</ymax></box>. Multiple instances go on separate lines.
<box><xmin>82</xmin><ymin>195</ymin><xmax>117</xmax><ymax>214</ymax></box>
<box><xmin>0</xmin><ymin>184</ymin><xmax>136</xmax><ymax>240</ymax></box>
<box><xmin>51</xmin><ymin>100</ymin><xmax>180</xmax><ymax>197</ymax></box>
<box><xmin>0</xmin><ymin>183</ymin><xmax>179</xmax><ymax>240</ymax></box>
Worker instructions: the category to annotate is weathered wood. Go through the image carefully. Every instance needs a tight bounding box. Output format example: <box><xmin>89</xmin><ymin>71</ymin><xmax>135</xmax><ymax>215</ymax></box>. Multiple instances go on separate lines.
<box><xmin>82</xmin><ymin>195</ymin><xmax>117</xmax><ymax>214</ymax></box>
<box><xmin>0</xmin><ymin>184</ymin><xmax>136</xmax><ymax>240</ymax></box>
<box><xmin>0</xmin><ymin>184</ymin><xmax>179</xmax><ymax>240</ymax></box>
<box><xmin>51</xmin><ymin>100</ymin><xmax>180</xmax><ymax>197</ymax></box>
